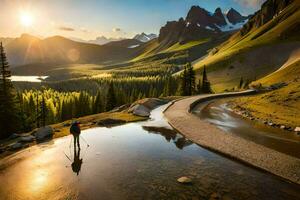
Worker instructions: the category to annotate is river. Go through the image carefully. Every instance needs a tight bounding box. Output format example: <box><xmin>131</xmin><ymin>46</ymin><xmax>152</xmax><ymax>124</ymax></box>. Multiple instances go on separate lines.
<box><xmin>0</xmin><ymin>104</ymin><xmax>299</xmax><ymax>200</ymax></box>
<box><xmin>193</xmin><ymin>100</ymin><xmax>300</xmax><ymax>159</ymax></box>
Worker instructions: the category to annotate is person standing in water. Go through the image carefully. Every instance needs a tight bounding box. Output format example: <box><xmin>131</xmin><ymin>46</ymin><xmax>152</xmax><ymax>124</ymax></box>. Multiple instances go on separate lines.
<box><xmin>70</xmin><ymin>121</ymin><xmax>81</xmax><ymax>149</ymax></box>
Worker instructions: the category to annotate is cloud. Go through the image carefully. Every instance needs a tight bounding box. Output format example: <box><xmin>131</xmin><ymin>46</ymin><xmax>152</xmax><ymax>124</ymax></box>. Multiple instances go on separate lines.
<box><xmin>234</xmin><ymin>0</ymin><xmax>267</xmax><ymax>8</ymax></box>
<box><xmin>58</xmin><ymin>26</ymin><xmax>75</xmax><ymax>31</ymax></box>
<box><xmin>112</xmin><ymin>28</ymin><xmax>121</xmax><ymax>32</ymax></box>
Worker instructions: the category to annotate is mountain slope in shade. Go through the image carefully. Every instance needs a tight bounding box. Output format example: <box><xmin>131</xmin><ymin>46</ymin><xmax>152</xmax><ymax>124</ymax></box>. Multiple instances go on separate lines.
<box><xmin>133</xmin><ymin>33</ymin><xmax>157</xmax><ymax>42</ymax></box>
<box><xmin>6</xmin><ymin>34</ymin><xmax>142</xmax><ymax>67</ymax></box>
<box><xmin>193</xmin><ymin>0</ymin><xmax>300</xmax><ymax>92</ymax></box>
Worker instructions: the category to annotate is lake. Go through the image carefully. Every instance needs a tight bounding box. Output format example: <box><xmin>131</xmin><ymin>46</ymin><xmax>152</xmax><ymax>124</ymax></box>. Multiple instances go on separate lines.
<box><xmin>0</xmin><ymin>104</ymin><xmax>299</xmax><ymax>200</ymax></box>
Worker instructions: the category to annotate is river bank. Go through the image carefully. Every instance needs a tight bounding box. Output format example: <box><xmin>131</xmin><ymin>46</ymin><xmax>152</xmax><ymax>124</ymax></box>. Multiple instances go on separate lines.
<box><xmin>164</xmin><ymin>91</ymin><xmax>300</xmax><ymax>185</ymax></box>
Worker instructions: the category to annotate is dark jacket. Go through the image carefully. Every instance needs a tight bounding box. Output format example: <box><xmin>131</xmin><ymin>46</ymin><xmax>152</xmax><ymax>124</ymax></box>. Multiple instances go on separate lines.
<box><xmin>70</xmin><ymin>123</ymin><xmax>81</xmax><ymax>136</ymax></box>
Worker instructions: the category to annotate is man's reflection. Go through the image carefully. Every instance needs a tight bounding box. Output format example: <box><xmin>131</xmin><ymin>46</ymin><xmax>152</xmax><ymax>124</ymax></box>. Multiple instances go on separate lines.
<box><xmin>71</xmin><ymin>147</ymin><xmax>83</xmax><ymax>175</ymax></box>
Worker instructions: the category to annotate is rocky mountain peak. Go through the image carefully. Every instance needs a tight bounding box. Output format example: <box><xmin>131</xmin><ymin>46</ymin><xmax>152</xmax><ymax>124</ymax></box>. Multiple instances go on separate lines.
<box><xmin>213</xmin><ymin>7</ymin><xmax>227</xmax><ymax>26</ymax></box>
<box><xmin>186</xmin><ymin>6</ymin><xmax>213</xmax><ymax>26</ymax></box>
<box><xmin>240</xmin><ymin>0</ymin><xmax>293</xmax><ymax>36</ymax></box>
<box><xmin>226</xmin><ymin>8</ymin><xmax>244</xmax><ymax>24</ymax></box>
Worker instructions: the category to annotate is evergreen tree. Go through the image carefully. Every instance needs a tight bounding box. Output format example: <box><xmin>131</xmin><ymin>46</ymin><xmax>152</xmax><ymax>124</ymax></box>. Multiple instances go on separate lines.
<box><xmin>196</xmin><ymin>78</ymin><xmax>202</xmax><ymax>94</ymax></box>
<box><xmin>106</xmin><ymin>82</ymin><xmax>116</xmax><ymax>111</ymax></box>
<box><xmin>186</xmin><ymin>62</ymin><xmax>196</xmax><ymax>95</ymax></box>
<box><xmin>239</xmin><ymin>77</ymin><xmax>244</xmax><ymax>89</ymax></box>
<box><xmin>0</xmin><ymin>42</ymin><xmax>20</xmax><ymax>138</ymax></box>
<box><xmin>179</xmin><ymin>65</ymin><xmax>188</xmax><ymax>96</ymax></box>
<box><xmin>40</xmin><ymin>94</ymin><xmax>48</xmax><ymax>127</ymax></box>
<box><xmin>93</xmin><ymin>91</ymin><xmax>102</xmax><ymax>113</ymax></box>
<box><xmin>201</xmin><ymin>65</ymin><xmax>212</xmax><ymax>94</ymax></box>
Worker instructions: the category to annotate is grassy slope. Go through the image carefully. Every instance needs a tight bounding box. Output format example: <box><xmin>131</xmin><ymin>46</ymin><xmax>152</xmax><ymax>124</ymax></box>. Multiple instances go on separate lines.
<box><xmin>231</xmin><ymin>60</ymin><xmax>300</xmax><ymax>128</ymax></box>
<box><xmin>194</xmin><ymin>1</ymin><xmax>300</xmax><ymax>92</ymax></box>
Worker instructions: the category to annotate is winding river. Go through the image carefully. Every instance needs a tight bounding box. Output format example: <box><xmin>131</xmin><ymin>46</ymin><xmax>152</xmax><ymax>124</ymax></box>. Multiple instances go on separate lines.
<box><xmin>193</xmin><ymin>100</ymin><xmax>300</xmax><ymax>159</ymax></box>
<box><xmin>0</xmin><ymin>104</ymin><xmax>300</xmax><ymax>200</ymax></box>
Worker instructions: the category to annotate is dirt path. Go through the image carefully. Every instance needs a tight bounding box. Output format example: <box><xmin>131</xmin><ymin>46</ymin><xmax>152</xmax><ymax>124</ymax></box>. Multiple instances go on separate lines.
<box><xmin>164</xmin><ymin>91</ymin><xmax>300</xmax><ymax>184</ymax></box>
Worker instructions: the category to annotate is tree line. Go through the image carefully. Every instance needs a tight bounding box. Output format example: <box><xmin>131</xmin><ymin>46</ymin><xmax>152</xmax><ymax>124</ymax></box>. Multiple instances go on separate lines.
<box><xmin>0</xmin><ymin>43</ymin><xmax>212</xmax><ymax>139</ymax></box>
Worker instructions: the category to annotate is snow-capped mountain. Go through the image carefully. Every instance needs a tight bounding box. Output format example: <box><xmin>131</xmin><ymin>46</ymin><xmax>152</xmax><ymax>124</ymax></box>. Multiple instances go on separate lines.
<box><xmin>158</xmin><ymin>6</ymin><xmax>248</xmax><ymax>44</ymax></box>
<box><xmin>70</xmin><ymin>36</ymin><xmax>125</xmax><ymax>45</ymax></box>
<box><xmin>133</xmin><ymin>33</ymin><xmax>157</xmax><ymax>42</ymax></box>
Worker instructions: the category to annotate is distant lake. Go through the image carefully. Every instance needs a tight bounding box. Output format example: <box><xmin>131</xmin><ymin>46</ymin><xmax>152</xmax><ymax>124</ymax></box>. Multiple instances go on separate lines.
<box><xmin>10</xmin><ymin>76</ymin><xmax>48</xmax><ymax>82</ymax></box>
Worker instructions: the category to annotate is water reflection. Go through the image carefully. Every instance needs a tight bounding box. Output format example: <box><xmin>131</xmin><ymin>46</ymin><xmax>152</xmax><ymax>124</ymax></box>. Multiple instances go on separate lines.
<box><xmin>71</xmin><ymin>148</ymin><xmax>83</xmax><ymax>175</ymax></box>
<box><xmin>142</xmin><ymin>126</ymin><xmax>193</xmax><ymax>150</ymax></box>
<box><xmin>0</xmin><ymin>103</ymin><xmax>299</xmax><ymax>200</ymax></box>
<box><xmin>194</xmin><ymin>100</ymin><xmax>300</xmax><ymax>158</ymax></box>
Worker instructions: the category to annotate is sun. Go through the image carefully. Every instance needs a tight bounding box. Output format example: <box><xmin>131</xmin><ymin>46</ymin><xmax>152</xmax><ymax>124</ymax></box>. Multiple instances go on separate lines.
<box><xmin>20</xmin><ymin>12</ymin><xmax>34</xmax><ymax>27</ymax></box>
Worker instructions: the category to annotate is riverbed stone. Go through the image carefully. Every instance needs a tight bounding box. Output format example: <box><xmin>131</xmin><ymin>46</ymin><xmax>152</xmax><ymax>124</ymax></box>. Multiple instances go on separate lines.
<box><xmin>9</xmin><ymin>133</ymin><xmax>20</xmax><ymax>140</ymax></box>
<box><xmin>294</xmin><ymin>127</ymin><xmax>300</xmax><ymax>132</ymax></box>
<box><xmin>9</xmin><ymin>142</ymin><xmax>23</xmax><ymax>150</ymax></box>
<box><xmin>35</xmin><ymin>126</ymin><xmax>54</xmax><ymax>142</ymax></box>
<box><xmin>280</xmin><ymin>125</ymin><xmax>286</xmax><ymax>129</ymax></box>
<box><xmin>177</xmin><ymin>176</ymin><xmax>192</xmax><ymax>184</ymax></box>
<box><xmin>19</xmin><ymin>135</ymin><xmax>35</xmax><ymax>143</ymax></box>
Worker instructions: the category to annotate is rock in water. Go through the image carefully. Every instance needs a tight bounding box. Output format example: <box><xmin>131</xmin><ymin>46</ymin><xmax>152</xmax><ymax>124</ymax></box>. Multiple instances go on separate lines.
<box><xmin>177</xmin><ymin>176</ymin><xmax>192</xmax><ymax>184</ymax></box>
<box><xmin>35</xmin><ymin>126</ymin><xmax>54</xmax><ymax>142</ymax></box>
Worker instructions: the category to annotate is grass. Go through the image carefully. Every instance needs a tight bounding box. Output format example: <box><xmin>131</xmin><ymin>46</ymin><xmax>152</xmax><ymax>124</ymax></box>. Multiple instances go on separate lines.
<box><xmin>162</xmin><ymin>39</ymin><xmax>210</xmax><ymax>53</ymax></box>
<box><xmin>229</xmin><ymin>60</ymin><xmax>300</xmax><ymax>128</ymax></box>
<box><xmin>0</xmin><ymin>111</ymin><xmax>146</xmax><ymax>158</ymax></box>
<box><xmin>193</xmin><ymin>1</ymin><xmax>300</xmax><ymax>92</ymax></box>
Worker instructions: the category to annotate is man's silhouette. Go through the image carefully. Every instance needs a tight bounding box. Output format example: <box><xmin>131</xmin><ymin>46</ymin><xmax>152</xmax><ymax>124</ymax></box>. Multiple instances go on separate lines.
<box><xmin>71</xmin><ymin>147</ymin><xmax>83</xmax><ymax>175</ymax></box>
<box><xmin>70</xmin><ymin>121</ymin><xmax>81</xmax><ymax>149</ymax></box>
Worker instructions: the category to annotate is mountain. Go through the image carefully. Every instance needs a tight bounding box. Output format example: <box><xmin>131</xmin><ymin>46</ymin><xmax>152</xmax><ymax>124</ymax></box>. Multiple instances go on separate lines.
<box><xmin>193</xmin><ymin>0</ymin><xmax>300</xmax><ymax>92</ymax></box>
<box><xmin>88</xmin><ymin>36</ymin><xmax>125</xmax><ymax>45</ymax></box>
<box><xmin>133</xmin><ymin>33</ymin><xmax>157</xmax><ymax>42</ymax></box>
<box><xmin>226</xmin><ymin>8</ymin><xmax>247</xmax><ymax>24</ymax></box>
<box><xmin>158</xmin><ymin>6</ymin><xmax>248</xmax><ymax>45</ymax></box>
<box><xmin>5</xmin><ymin>34</ymin><xmax>143</xmax><ymax>68</ymax></box>
<box><xmin>0</xmin><ymin>37</ymin><xmax>15</xmax><ymax>46</ymax></box>
<box><xmin>70</xmin><ymin>36</ymin><xmax>125</xmax><ymax>45</ymax></box>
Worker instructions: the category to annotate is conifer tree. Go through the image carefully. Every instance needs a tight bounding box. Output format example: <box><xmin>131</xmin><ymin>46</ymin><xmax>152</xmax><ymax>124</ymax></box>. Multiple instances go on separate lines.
<box><xmin>106</xmin><ymin>82</ymin><xmax>116</xmax><ymax>111</ymax></box>
<box><xmin>186</xmin><ymin>62</ymin><xmax>196</xmax><ymax>95</ymax></box>
<box><xmin>40</xmin><ymin>95</ymin><xmax>47</xmax><ymax>127</ymax></box>
<box><xmin>179</xmin><ymin>65</ymin><xmax>188</xmax><ymax>96</ymax></box>
<box><xmin>239</xmin><ymin>77</ymin><xmax>244</xmax><ymax>89</ymax></box>
<box><xmin>201</xmin><ymin>65</ymin><xmax>212</xmax><ymax>94</ymax></box>
<box><xmin>0</xmin><ymin>42</ymin><xmax>20</xmax><ymax>138</ymax></box>
<box><xmin>196</xmin><ymin>78</ymin><xmax>202</xmax><ymax>94</ymax></box>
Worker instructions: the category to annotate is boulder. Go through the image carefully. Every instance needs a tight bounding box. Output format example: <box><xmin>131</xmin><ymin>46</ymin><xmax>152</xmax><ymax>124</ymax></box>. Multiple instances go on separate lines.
<box><xmin>9</xmin><ymin>133</ymin><xmax>20</xmax><ymax>140</ymax></box>
<box><xmin>19</xmin><ymin>135</ymin><xmax>35</xmax><ymax>143</ymax></box>
<box><xmin>177</xmin><ymin>176</ymin><xmax>192</xmax><ymax>184</ymax></box>
<box><xmin>294</xmin><ymin>127</ymin><xmax>300</xmax><ymax>132</ymax></box>
<box><xmin>9</xmin><ymin>142</ymin><xmax>23</xmax><ymax>150</ymax></box>
<box><xmin>130</xmin><ymin>104</ymin><xmax>151</xmax><ymax>117</ymax></box>
<box><xmin>280</xmin><ymin>125</ymin><xmax>286</xmax><ymax>129</ymax></box>
<box><xmin>35</xmin><ymin>126</ymin><xmax>54</xmax><ymax>142</ymax></box>
<box><xmin>97</xmin><ymin>118</ymin><xmax>126</xmax><ymax>126</ymax></box>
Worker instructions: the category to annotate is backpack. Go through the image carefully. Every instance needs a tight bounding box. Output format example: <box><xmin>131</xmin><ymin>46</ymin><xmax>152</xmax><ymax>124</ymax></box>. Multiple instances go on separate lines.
<box><xmin>70</xmin><ymin>123</ymin><xmax>81</xmax><ymax>135</ymax></box>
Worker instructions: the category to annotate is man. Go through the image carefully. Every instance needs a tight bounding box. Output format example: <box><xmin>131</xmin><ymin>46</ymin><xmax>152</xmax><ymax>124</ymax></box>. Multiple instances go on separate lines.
<box><xmin>70</xmin><ymin>121</ymin><xmax>81</xmax><ymax>149</ymax></box>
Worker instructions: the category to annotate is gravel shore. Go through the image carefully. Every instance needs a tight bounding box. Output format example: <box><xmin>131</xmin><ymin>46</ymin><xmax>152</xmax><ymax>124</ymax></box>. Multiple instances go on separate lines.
<box><xmin>164</xmin><ymin>91</ymin><xmax>300</xmax><ymax>184</ymax></box>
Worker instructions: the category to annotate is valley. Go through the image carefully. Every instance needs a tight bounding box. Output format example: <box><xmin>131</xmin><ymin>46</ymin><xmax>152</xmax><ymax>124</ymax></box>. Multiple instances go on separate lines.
<box><xmin>0</xmin><ymin>0</ymin><xmax>300</xmax><ymax>199</ymax></box>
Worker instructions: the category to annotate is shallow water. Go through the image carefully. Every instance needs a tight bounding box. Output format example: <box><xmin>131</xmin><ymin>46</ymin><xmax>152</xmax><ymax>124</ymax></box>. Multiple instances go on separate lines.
<box><xmin>11</xmin><ymin>76</ymin><xmax>48</xmax><ymax>82</ymax></box>
<box><xmin>193</xmin><ymin>100</ymin><xmax>300</xmax><ymax>159</ymax></box>
<box><xmin>0</xmin><ymin>104</ymin><xmax>300</xmax><ymax>200</ymax></box>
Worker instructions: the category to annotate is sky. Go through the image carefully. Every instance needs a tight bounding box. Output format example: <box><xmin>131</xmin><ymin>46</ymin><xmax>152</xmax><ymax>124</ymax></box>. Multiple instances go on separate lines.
<box><xmin>0</xmin><ymin>0</ymin><xmax>266</xmax><ymax>40</ymax></box>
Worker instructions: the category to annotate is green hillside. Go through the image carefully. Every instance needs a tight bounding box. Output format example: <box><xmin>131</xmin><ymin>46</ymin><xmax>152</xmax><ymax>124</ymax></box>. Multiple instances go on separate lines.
<box><xmin>231</xmin><ymin>60</ymin><xmax>300</xmax><ymax>128</ymax></box>
<box><xmin>194</xmin><ymin>0</ymin><xmax>300</xmax><ymax>92</ymax></box>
